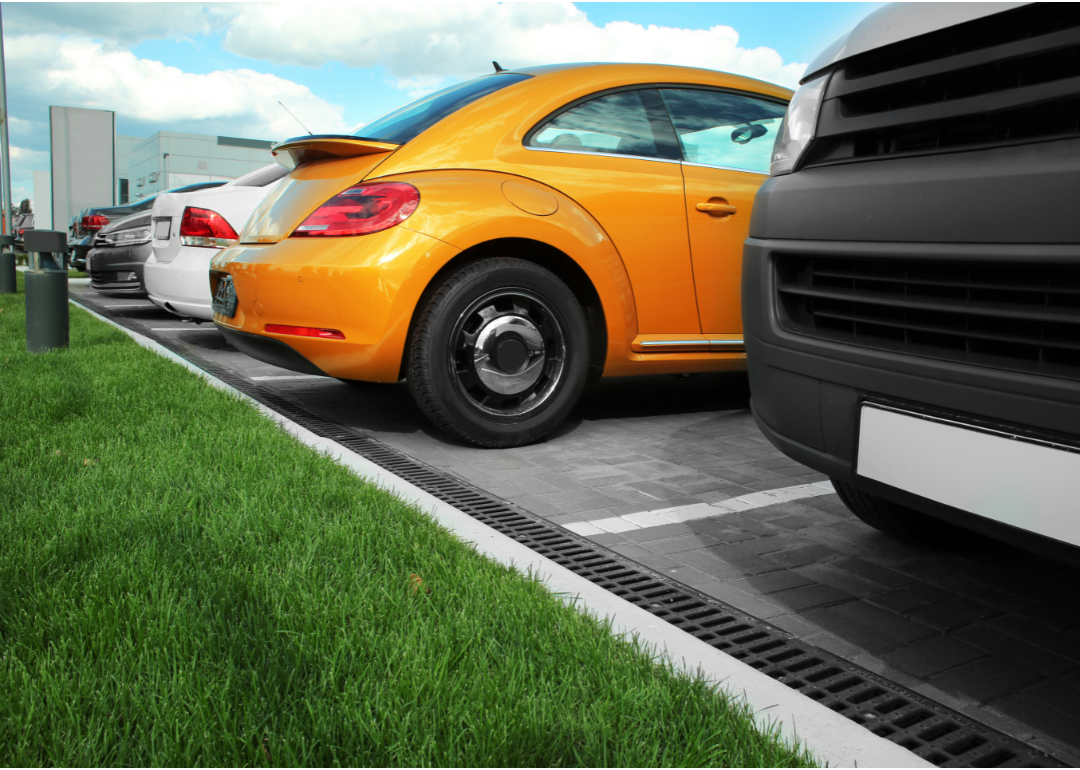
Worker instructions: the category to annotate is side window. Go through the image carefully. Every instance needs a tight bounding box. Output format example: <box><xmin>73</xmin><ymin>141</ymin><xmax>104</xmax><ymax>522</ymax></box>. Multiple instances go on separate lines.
<box><xmin>528</xmin><ymin>89</ymin><xmax>679</xmax><ymax>160</ymax></box>
<box><xmin>660</xmin><ymin>89</ymin><xmax>787</xmax><ymax>174</ymax></box>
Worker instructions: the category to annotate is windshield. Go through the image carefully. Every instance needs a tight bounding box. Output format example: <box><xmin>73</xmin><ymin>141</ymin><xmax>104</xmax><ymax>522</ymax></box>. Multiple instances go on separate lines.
<box><xmin>355</xmin><ymin>73</ymin><xmax>532</xmax><ymax>144</ymax></box>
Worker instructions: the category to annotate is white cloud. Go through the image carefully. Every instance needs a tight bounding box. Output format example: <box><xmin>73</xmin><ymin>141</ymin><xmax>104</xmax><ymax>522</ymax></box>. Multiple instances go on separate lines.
<box><xmin>1</xmin><ymin>3</ymin><xmax>237</xmax><ymax>45</ymax></box>
<box><xmin>8</xmin><ymin>34</ymin><xmax>351</xmax><ymax>141</ymax></box>
<box><xmin>224</xmin><ymin>1</ymin><xmax>806</xmax><ymax>89</ymax></box>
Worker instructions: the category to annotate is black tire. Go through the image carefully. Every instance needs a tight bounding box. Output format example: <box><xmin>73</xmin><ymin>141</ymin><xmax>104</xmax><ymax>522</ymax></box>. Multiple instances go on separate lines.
<box><xmin>407</xmin><ymin>258</ymin><xmax>589</xmax><ymax>448</ymax></box>
<box><xmin>831</xmin><ymin>478</ymin><xmax>968</xmax><ymax>547</ymax></box>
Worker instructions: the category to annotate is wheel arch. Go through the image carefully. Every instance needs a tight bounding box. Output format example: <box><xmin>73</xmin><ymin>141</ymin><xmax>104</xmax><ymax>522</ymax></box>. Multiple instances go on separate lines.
<box><xmin>400</xmin><ymin>237</ymin><xmax>608</xmax><ymax>382</ymax></box>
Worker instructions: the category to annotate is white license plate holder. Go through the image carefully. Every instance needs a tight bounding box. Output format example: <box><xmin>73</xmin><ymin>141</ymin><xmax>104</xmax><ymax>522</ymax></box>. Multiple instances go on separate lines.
<box><xmin>856</xmin><ymin>404</ymin><xmax>1080</xmax><ymax>547</ymax></box>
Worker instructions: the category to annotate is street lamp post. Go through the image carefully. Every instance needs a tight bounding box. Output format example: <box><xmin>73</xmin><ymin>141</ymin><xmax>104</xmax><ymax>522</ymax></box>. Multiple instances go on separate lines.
<box><xmin>0</xmin><ymin>4</ymin><xmax>15</xmax><ymax>294</ymax></box>
<box><xmin>162</xmin><ymin>152</ymin><xmax>169</xmax><ymax>192</ymax></box>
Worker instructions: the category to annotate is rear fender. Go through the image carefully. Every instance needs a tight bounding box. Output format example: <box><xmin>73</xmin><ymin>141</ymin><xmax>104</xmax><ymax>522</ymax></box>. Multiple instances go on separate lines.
<box><xmin>381</xmin><ymin>169</ymin><xmax>640</xmax><ymax>376</ymax></box>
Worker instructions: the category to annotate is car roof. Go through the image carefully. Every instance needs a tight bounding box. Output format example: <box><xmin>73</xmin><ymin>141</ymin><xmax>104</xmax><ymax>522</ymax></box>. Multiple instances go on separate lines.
<box><xmin>364</xmin><ymin>61</ymin><xmax>792</xmax><ymax>180</ymax></box>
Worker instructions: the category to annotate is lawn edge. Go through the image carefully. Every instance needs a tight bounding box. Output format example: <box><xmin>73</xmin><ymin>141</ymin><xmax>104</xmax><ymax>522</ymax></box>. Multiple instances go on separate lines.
<box><xmin>69</xmin><ymin>296</ymin><xmax>932</xmax><ymax>769</ymax></box>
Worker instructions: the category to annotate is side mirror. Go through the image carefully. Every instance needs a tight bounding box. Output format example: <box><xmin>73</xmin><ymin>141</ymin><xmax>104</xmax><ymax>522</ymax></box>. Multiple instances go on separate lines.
<box><xmin>731</xmin><ymin>123</ymin><xmax>769</xmax><ymax>145</ymax></box>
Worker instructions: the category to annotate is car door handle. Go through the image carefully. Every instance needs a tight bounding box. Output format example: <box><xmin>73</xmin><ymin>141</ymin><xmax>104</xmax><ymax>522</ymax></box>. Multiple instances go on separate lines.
<box><xmin>696</xmin><ymin>200</ymin><xmax>737</xmax><ymax>217</ymax></box>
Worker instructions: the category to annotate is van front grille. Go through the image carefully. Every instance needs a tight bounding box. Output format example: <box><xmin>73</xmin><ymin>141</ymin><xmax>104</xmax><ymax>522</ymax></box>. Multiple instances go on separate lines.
<box><xmin>775</xmin><ymin>255</ymin><xmax>1080</xmax><ymax>381</ymax></box>
<box><xmin>803</xmin><ymin>4</ymin><xmax>1080</xmax><ymax>167</ymax></box>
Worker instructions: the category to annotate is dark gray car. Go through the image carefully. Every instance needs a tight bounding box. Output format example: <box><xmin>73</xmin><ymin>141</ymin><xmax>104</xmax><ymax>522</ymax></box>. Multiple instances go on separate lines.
<box><xmin>87</xmin><ymin>210</ymin><xmax>153</xmax><ymax>295</ymax></box>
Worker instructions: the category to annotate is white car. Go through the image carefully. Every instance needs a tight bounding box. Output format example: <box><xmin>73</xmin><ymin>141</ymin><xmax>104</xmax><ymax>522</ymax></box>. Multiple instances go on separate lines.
<box><xmin>145</xmin><ymin>164</ymin><xmax>288</xmax><ymax>320</ymax></box>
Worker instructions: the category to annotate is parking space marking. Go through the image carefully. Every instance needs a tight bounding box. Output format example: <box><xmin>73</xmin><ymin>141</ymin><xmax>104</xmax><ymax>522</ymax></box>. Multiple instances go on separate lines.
<box><xmin>103</xmin><ymin>304</ymin><xmax>154</xmax><ymax>308</ymax></box>
<box><xmin>564</xmin><ymin>481</ymin><xmax>835</xmax><ymax>537</ymax></box>
<box><xmin>150</xmin><ymin>327</ymin><xmax>219</xmax><ymax>331</ymax></box>
<box><xmin>249</xmin><ymin>375</ymin><xmax>330</xmax><ymax>381</ymax></box>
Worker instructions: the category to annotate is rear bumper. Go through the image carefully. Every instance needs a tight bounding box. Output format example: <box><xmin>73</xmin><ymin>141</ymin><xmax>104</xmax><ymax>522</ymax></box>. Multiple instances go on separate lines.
<box><xmin>209</xmin><ymin>226</ymin><xmax>458</xmax><ymax>382</ymax></box>
<box><xmin>214</xmin><ymin>325</ymin><xmax>328</xmax><ymax>376</ymax></box>
<box><xmin>88</xmin><ymin>244</ymin><xmax>151</xmax><ymax>294</ymax></box>
<box><xmin>145</xmin><ymin>247</ymin><xmax>215</xmax><ymax>320</ymax></box>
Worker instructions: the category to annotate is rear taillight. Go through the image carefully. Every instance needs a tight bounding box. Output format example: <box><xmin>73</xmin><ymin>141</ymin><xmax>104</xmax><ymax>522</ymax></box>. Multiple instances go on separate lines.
<box><xmin>180</xmin><ymin>207</ymin><xmax>239</xmax><ymax>248</ymax></box>
<box><xmin>264</xmin><ymin>324</ymin><xmax>346</xmax><ymax>340</ymax></box>
<box><xmin>292</xmin><ymin>182</ymin><xmax>419</xmax><ymax>237</ymax></box>
<box><xmin>82</xmin><ymin>214</ymin><xmax>109</xmax><ymax>231</ymax></box>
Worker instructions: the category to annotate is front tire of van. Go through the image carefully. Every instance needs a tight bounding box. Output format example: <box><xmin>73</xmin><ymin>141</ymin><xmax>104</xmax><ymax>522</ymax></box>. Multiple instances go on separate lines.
<box><xmin>831</xmin><ymin>478</ymin><xmax>969</xmax><ymax>548</ymax></box>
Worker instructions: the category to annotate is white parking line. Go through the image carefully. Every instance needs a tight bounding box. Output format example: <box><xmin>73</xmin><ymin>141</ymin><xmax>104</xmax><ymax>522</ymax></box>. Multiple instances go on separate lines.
<box><xmin>564</xmin><ymin>481</ymin><xmax>835</xmax><ymax>537</ymax></box>
<box><xmin>103</xmin><ymin>304</ymin><xmax>153</xmax><ymax>308</ymax></box>
<box><xmin>249</xmin><ymin>375</ymin><xmax>329</xmax><ymax>381</ymax></box>
<box><xmin>149</xmin><ymin>327</ymin><xmax>219</xmax><ymax>331</ymax></box>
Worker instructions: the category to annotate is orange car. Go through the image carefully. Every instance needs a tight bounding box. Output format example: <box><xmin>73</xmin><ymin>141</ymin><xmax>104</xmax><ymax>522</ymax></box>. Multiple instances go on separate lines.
<box><xmin>211</xmin><ymin>63</ymin><xmax>790</xmax><ymax>446</ymax></box>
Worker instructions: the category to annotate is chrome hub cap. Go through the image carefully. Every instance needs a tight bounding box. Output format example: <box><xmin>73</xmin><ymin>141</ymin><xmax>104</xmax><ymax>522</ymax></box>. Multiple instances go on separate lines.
<box><xmin>450</xmin><ymin>290</ymin><xmax>566</xmax><ymax>418</ymax></box>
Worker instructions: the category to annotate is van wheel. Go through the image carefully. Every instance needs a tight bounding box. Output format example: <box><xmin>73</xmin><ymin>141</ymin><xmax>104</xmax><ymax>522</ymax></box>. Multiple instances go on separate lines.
<box><xmin>831</xmin><ymin>478</ymin><xmax>968</xmax><ymax>547</ymax></box>
<box><xmin>407</xmin><ymin>258</ymin><xmax>589</xmax><ymax>448</ymax></box>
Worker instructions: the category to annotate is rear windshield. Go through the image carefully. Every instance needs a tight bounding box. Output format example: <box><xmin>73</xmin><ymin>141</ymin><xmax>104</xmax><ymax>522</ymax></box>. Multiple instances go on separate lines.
<box><xmin>354</xmin><ymin>73</ymin><xmax>532</xmax><ymax>144</ymax></box>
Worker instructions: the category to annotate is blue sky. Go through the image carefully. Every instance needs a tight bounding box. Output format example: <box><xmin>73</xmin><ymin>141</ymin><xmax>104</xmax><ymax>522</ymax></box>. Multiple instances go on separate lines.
<box><xmin>2</xmin><ymin>1</ymin><xmax>882</xmax><ymax>205</ymax></box>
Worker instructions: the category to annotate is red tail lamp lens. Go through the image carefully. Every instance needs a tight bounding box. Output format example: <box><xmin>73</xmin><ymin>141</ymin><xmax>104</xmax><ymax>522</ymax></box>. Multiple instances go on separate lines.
<box><xmin>180</xmin><ymin>207</ymin><xmax>239</xmax><ymax>247</ymax></box>
<box><xmin>292</xmin><ymin>182</ymin><xmax>419</xmax><ymax>237</ymax></box>
<box><xmin>264</xmin><ymin>324</ymin><xmax>346</xmax><ymax>340</ymax></box>
<box><xmin>82</xmin><ymin>214</ymin><xmax>109</xmax><ymax>231</ymax></box>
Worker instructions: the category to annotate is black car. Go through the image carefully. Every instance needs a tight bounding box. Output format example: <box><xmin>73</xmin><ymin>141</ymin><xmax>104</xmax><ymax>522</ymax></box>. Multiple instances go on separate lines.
<box><xmin>13</xmin><ymin>213</ymin><xmax>34</xmax><ymax>251</ymax></box>
<box><xmin>70</xmin><ymin>181</ymin><xmax>226</xmax><ymax>271</ymax></box>
<box><xmin>86</xmin><ymin>210</ymin><xmax>153</xmax><ymax>295</ymax></box>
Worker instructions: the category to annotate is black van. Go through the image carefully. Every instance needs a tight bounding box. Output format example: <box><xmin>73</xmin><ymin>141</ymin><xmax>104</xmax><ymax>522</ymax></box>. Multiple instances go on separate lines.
<box><xmin>743</xmin><ymin>3</ymin><xmax>1080</xmax><ymax>564</ymax></box>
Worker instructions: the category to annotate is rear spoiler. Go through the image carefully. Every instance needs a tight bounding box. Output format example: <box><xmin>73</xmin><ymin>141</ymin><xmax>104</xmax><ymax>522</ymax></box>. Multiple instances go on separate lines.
<box><xmin>271</xmin><ymin>134</ymin><xmax>400</xmax><ymax>170</ymax></box>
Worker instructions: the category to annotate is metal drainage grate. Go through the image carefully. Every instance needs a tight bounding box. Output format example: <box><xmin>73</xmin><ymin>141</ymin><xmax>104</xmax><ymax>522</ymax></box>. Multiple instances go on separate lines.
<box><xmin>77</xmin><ymin>296</ymin><xmax>1065</xmax><ymax>769</ymax></box>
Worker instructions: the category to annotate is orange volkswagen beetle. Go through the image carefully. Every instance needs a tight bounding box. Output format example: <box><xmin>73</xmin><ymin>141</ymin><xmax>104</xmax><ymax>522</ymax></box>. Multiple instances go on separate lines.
<box><xmin>211</xmin><ymin>63</ymin><xmax>790</xmax><ymax>446</ymax></box>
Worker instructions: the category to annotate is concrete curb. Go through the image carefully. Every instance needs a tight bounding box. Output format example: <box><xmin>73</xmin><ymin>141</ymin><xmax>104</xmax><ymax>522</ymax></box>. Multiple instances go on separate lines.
<box><xmin>68</xmin><ymin>296</ymin><xmax>932</xmax><ymax>768</ymax></box>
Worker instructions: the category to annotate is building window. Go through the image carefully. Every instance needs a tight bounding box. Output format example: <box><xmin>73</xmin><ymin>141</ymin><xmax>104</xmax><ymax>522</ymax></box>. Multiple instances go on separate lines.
<box><xmin>119</xmin><ymin>178</ymin><xmax>129</xmax><ymax>204</ymax></box>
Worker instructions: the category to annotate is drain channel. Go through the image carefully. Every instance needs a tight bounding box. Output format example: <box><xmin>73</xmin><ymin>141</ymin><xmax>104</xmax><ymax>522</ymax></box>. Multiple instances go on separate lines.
<box><xmin>77</xmin><ymin>297</ymin><xmax>1065</xmax><ymax>768</ymax></box>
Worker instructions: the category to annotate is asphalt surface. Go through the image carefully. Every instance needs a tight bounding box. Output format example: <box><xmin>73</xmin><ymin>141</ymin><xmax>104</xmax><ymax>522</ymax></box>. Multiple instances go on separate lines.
<box><xmin>71</xmin><ymin>283</ymin><xmax>1080</xmax><ymax>766</ymax></box>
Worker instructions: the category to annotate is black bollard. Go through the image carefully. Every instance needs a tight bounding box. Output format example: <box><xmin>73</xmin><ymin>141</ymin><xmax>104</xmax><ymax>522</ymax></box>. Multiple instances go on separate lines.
<box><xmin>0</xmin><ymin>233</ymin><xmax>13</xmax><ymax>294</ymax></box>
<box><xmin>24</xmin><ymin>230</ymin><xmax>69</xmax><ymax>352</ymax></box>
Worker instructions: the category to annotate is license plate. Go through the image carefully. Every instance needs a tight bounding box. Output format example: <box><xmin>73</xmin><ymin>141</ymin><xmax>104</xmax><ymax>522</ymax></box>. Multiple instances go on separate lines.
<box><xmin>86</xmin><ymin>254</ymin><xmax>94</xmax><ymax>271</ymax></box>
<box><xmin>212</xmin><ymin>275</ymin><xmax>238</xmax><ymax>318</ymax></box>
<box><xmin>154</xmin><ymin>219</ymin><xmax>171</xmax><ymax>240</ymax></box>
<box><xmin>857</xmin><ymin>404</ymin><xmax>1080</xmax><ymax>547</ymax></box>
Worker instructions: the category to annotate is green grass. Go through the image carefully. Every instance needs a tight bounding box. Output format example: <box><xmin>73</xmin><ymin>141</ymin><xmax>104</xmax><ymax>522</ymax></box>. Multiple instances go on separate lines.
<box><xmin>0</xmin><ymin>275</ymin><xmax>818</xmax><ymax>767</ymax></box>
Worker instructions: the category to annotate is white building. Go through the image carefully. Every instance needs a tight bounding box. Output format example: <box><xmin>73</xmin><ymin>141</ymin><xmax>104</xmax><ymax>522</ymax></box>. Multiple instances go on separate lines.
<box><xmin>126</xmin><ymin>132</ymin><xmax>276</xmax><ymax>200</ymax></box>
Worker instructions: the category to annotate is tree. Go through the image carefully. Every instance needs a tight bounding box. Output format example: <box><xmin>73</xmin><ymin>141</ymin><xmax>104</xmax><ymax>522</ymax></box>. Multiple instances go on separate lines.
<box><xmin>19</xmin><ymin>198</ymin><xmax>30</xmax><ymax>214</ymax></box>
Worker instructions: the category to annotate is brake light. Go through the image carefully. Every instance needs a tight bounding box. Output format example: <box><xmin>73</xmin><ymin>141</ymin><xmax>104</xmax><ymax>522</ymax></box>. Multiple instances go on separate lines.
<box><xmin>264</xmin><ymin>324</ymin><xmax>346</xmax><ymax>340</ymax></box>
<box><xmin>82</xmin><ymin>214</ymin><xmax>109</xmax><ymax>231</ymax></box>
<box><xmin>292</xmin><ymin>182</ymin><xmax>419</xmax><ymax>237</ymax></box>
<box><xmin>180</xmin><ymin>207</ymin><xmax>239</xmax><ymax>248</ymax></box>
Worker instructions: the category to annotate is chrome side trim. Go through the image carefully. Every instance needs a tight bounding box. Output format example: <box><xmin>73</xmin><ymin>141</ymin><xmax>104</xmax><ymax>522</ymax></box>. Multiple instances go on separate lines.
<box><xmin>708</xmin><ymin>339</ymin><xmax>745</xmax><ymax>345</ymax></box>
<box><xmin>523</xmin><ymin>146</ymin><xmax>682</xmax><ymax>165</ymax></box>
<box><xmin>640</xmin><ymin>340</ymin><xmax>709</xmax><ymax>346</ymax></box>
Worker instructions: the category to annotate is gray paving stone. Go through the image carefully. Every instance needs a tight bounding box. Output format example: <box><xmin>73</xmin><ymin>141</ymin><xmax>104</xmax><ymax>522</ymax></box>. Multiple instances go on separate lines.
<box><xmin>769</xmin><ymin>583</ymin><xmax>853</xmax><ymax>612</ymax></box>
<box><xmin>690</xmin><ymin>582</ymin><xmax>788</xmax><ymax>620</ymax></box>
<box><xmin>792</xmin><ymin>562</ymin><xmax>889</xmax><ymax>598</ymax></box>
<box><xmin>763</xmin><ymin>544</ymin><xmax>842</xmax><ymax>568</ymax></box>
<box><xmin>829</xmin><ymin>600</ymin><xmax>937</xmax><ymax>644</ymax></box>
<box><xmin>868</xmin><ymin>584</ymin><xmax>956</xmax><ymax>614</ymax></box>
<box><xmin>881</xmin><ymin>636</ymin><xmax>987</xmax><ymax>678</ymax></box>
<box><xmin>608</xmin><ymin>543</ymin><xmax>681</xmax><ymax>572</ymax></box>
<box><xmin>930</xmin><ymin>657</ymin><xmax>1043</xmax><ymax>703</ymax></box>
<box><xmin>700</xmin><ymin>544</ymin><xmax>783</xmax><ymax>576</ymax></box>
<box><xmin>800</xmin><ymin>608</ymin><xmax>908</xmax><ymax>654</ymax></box>
<box><xmin>621</xmin><ymin>523</ymin><xmax>697</xmax><ymax>542</ymax></box>
<box><xmin>988</xmin><ymin>692</ymin><xmax>1080</xmax><ymax>751</ymax></box>
<box><xmin>728</xmin><ymin>571</ymin><xmax>816</xmax><ymax>595</ymax></box>
<box><xmin>952</xmin><ymin>625</ymin><xmax>1077</xmax><ymax>677</ymax></box>
<box><xmin>829</xmin><ymin>556</ymin><xmax>915</xmax><ymax>589</ymax></box>
<box><xmin>738</xmin><ymin>533</ymin><xmax>808</xmax><ymax>555</ymax></box>
<box><xmin>989</xmin><ymin>615</ymin><xmax>1080</xmax><ymax>664</ymax></box>
<box><xmin>558</xmin><ymin>494</ymin><xmax>627</xmax><ymax>514</ymax></box>
<box><xmin>682</xmin><ymin>520</ymin><xmax>757</xmax><ymax>544</ymax></box>
<box><xmin>907</xmin><ymin>597</ymin><xmax>1004</xmax><ymax>631</ymax></box>
<box><xmin>645</xmin><ymin>533</ymin><xmax>724</xmax><ymax>555</ymax></box>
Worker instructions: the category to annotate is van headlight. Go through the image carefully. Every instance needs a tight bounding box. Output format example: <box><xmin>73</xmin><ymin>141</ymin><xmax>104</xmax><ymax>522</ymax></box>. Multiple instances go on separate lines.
<box><xmin>770</xmin><ymin>72</ymin><xmax>831</xmax><ymax>176</ymax></box>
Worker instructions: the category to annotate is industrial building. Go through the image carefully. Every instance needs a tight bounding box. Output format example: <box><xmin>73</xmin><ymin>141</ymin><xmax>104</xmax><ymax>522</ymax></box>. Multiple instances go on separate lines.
<box><xmin>46</xmin><ymin>105</ymin><xmax>276</xmax><ymax>230</ymax></box>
